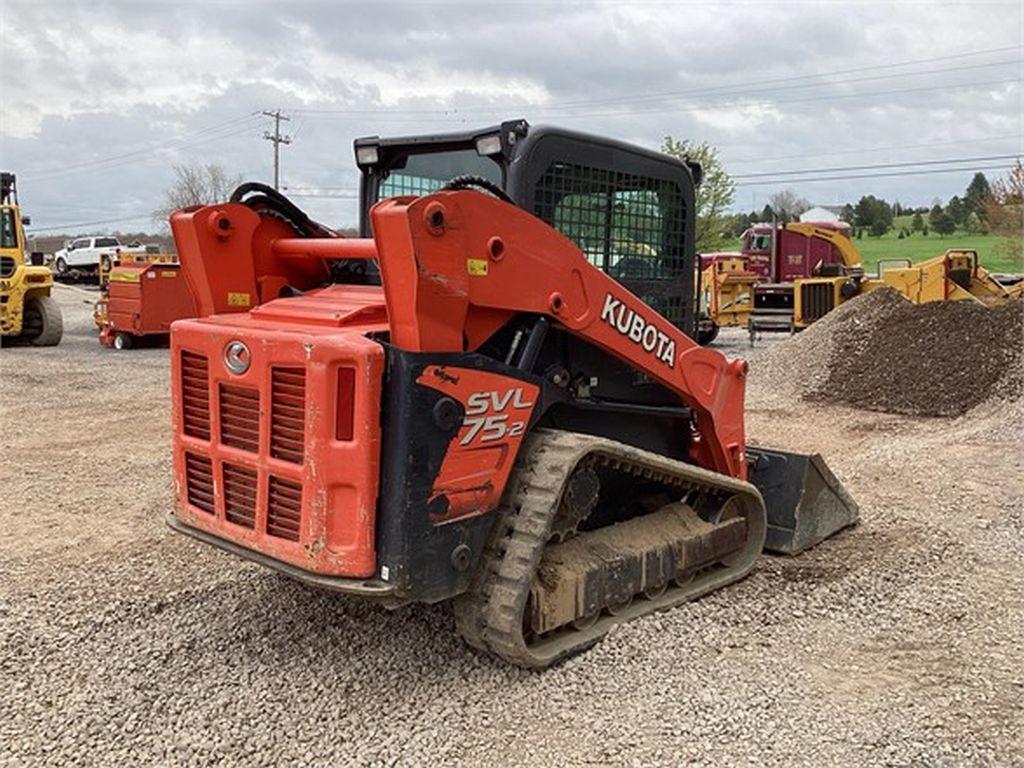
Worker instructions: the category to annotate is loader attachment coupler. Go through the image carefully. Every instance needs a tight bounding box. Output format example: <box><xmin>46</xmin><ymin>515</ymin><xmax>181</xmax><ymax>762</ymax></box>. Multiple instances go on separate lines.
<box><xmin>746</xmin><ymin>448</ymin><xmax>859</xmax><ymax>555</ymax></box>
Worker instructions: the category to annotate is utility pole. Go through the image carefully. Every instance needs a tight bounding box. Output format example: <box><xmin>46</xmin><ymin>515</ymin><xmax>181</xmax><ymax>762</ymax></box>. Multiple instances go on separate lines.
<box><xmin>261</xmin><ymin>109</ymin><xmax>292</xmax><ymax>190</ymax></box>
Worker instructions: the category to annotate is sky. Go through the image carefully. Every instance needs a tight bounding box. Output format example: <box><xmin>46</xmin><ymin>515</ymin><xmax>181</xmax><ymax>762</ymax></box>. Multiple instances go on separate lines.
<box><xmin>0</xmin><ymin>0</ymin><xmax>1021</xmax><ymax>237</ymax></box>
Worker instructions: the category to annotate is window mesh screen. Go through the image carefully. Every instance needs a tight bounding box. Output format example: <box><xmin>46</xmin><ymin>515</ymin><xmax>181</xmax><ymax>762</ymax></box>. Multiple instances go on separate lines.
<box><xmin>532</xmin><ymin>162</ymin><xmax>688</xmax><ymax>326</ymax></box>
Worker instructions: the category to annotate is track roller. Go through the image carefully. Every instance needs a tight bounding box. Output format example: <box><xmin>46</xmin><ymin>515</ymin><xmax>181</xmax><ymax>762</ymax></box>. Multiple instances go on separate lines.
<box><xmin>453</xmin><ymin>429</ymin><xmax>767</xmax><ymax>668</ymax></box>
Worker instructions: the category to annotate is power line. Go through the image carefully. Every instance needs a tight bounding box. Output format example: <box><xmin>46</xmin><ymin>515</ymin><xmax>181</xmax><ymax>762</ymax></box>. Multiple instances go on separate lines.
<box><xmin>532</xmin><ymin>78</ymin><xmax>1020</xmax><ymax>120</ymax></box>
<box><xmin>26</xmin><ymin>214</ymin><xmax>157</xmax><ymax>233</ymax></box>
<box><xmin>734</xmin><ymin>162</ymin><xmax>1015</xmax><ymax>187</ymax></box>
<box><xmin>28</xmin><ymin>159</ymin><xmax>1015</xmax><ymax>232</ymax></box>
<box><xmin>22</xmin><ymin>122</ymin><xmax>261</xmax><ymax>184</ymax></box>
<box><xmin>535</xmin><ymin>45</ymin><xmax>1023</xmax><ymax>111</ymax></box>
<box><xmin>294</xmin><ymin>78</ymin><xmax>1018</xmax><ymax>126</ymax></box>
<box><xmin>289</xmin><ymin>45</ymin><xmax>1022</xmax><ymax>117</ymax></box>
<box><xmin>726</xmin><ymin>133</ymin><xmax>1021</xmax><ymax>165</ymax></box>
<box><xmin>297</xmin><ymin>57</ymin><xmax>1018</xmax><ymax>117</ymax></box>
<box><xmin>733</xmin><ymin>153</ymin><xmax>1022</xmax><ymax>179</ymax></box>
<box><xmin>23</xmin><ymin>116</ymin><xmax>261</xmax><ymax>182</ymax></box>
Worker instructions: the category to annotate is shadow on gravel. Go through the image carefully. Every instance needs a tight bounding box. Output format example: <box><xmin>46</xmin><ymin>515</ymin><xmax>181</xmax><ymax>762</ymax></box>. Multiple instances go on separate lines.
<box><xmin>163</xmin><ymin>569</ymin><xmax>479</xmax><ymax>670</ymax></box>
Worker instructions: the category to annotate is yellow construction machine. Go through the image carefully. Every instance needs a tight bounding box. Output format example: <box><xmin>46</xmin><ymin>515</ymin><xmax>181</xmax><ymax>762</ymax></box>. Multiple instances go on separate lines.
<box><xmin>697</xmin><ymin>253</ymin><xmax>758</xmax><ymax>343</ymax></box>
<box><xmin>701</xmin><ymin>221</ymin><xmax>857</xmax><ymax>342</ymax></box>
<box><xmin>870</xmin><ymin>250</ymin><xmax>1023</xmax><ymax>306</ymax></box>
<box><xmin>794</xmin><ymin>246</ymin><xmax>1022</xmax><ymax>327</ymax></box>
<box><xmin>0</xmin><ymin>173</ymin><xmax>63</xmax><ymax>346</ymax></box>
<box><xmin>695</xmin><ymin>215</ymin><xmax>1019</xmax><ymax>342</ymax></box>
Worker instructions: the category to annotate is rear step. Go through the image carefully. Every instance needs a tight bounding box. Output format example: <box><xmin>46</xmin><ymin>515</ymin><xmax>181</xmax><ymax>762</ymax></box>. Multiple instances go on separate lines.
<box><xmin>746</xmin><ymin>447</ymin><xmax>859</xmax><ymax>555</ymax></box>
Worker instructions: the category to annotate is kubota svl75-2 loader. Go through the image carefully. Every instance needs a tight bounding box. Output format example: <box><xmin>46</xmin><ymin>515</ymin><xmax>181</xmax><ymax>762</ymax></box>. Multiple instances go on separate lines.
<box><xmin>166</xmin><ymin>120</ymin><xmax>857</xmax><ymax>667</ymax></box>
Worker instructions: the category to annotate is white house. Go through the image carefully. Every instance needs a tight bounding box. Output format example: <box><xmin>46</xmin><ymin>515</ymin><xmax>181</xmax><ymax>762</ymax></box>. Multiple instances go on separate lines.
<box><xmin>799</xmin><ymin>206</ymin><xmax>841</xmax><ymax>223</ymax></box>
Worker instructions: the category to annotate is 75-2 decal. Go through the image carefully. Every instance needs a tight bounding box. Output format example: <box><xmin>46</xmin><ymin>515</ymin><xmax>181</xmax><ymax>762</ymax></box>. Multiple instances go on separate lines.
<box><xmin>460</xmin><ymin>388</ymin><xmax>534</xmax><ymax>446</ymax></box>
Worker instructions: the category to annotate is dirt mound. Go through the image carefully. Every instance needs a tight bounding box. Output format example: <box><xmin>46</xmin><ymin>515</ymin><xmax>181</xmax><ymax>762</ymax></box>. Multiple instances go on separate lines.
<box><xmin>757</xmin><ymin>288</ymin><xmax>1024</xmax><ymax>417</ymax></box>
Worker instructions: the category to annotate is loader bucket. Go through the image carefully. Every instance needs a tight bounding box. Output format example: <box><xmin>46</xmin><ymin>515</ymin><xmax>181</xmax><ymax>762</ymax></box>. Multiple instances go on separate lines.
<box><xmin>746</xmin><ymin>447</ymin><xmax>859</xmax><ymax>555</ymax></box>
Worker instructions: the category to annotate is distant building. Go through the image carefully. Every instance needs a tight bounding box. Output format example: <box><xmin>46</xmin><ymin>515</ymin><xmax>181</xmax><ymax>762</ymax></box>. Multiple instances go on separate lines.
<box><xmin>799</xmin><ymin>206</ymin><xmax>841</xmax><ymax>223</ymax></box>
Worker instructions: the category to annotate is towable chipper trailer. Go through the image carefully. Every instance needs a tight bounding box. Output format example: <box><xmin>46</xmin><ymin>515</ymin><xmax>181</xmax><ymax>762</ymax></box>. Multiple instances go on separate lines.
<box><xmin>165</xmin><ymin>121</ymin><xmax>857</xmax><ymax>667</ymax></box>
<box><xmin>96</xmin><ymin>260</ymin><xmax>196</xmax><ymax>349</ymax></box>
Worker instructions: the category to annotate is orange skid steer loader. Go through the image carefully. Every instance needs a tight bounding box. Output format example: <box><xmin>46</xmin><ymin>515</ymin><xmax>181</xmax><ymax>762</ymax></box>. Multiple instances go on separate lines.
<box><xmin>165</xmin><ymin>121</ymin><xmax>857</xmax><ymax>667</ymax></box>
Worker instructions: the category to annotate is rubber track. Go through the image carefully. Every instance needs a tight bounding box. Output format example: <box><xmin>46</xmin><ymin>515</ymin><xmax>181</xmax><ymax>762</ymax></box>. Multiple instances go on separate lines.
<box><xmin>453</xmin><ymin>429</ymin><xmax>767</xmax><ymax>668</ymax></box>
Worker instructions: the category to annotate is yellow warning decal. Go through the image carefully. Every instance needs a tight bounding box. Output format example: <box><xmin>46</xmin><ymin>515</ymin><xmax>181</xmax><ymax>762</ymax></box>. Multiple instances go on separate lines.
<box><xmin>109</xmin><ymin>271</ymin><xmax>140</xmax><ymax>283</ymax></box>
<box><xmin>160</xmin><ymin>271</ymin><xmax>177</xmax><ymax>278</ymax></box>
<box><xmin>227</xmin><ymin>292</ymin><xmax>251</xmax><ymax>307</ymax></box>
<box><xmin>467</xmin><ymin>258</ymin><xmax>488</xmax><ymax>276</ymax></box>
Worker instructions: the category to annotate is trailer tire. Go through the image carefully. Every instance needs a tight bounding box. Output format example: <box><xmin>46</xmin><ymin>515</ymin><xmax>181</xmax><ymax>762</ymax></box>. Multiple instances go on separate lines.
<box><xmin>23</xmin><ymin>295</ymin><xmax>63</xmax><ymax>347</ymax></box>
<box><xmin>113</xmin><ymin>332</ymin><xmax>133</xmax><ymax>350</ymax></box>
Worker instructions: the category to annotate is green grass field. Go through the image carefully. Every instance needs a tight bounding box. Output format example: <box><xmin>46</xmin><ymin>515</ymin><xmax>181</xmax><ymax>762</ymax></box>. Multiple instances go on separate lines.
<box><xmin>851</xmin><ymin>215</ymin><xmax>1022</xmax><ymax>274</ymax></box>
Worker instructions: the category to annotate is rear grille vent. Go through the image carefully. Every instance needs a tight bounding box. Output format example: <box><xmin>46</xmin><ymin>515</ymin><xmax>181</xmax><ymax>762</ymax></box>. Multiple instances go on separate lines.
<box><xmin>219</xmin><ymin>385</ymin><xmax>260</xmax><ymax>453</ymax></box>
<box><xmin>184</xmin><ymin>453</ymin><xmax>215</xmax><ymax>514</ymax></box>
<box><xmin>270</xmin><ymin>367</ymin><xmax>306</xmax><ymax>464</ymax></box>
<box><xmin>800</xmin><ymin>283</ymin><xmax>835</xmax><ymax>322</ymax></box>
<box><xmin>267</xmin><ymin>475</ymin><xmax>302</xmax><ymax>541</ymax></box>
<box><xmin>180</xmin><ymin>351</ymin><xmax>211</xmax><ymax>440</ymax></box>
<box><xmin>0</xmin><ymin>256</ymin><xmax>14</xmax><ymax>277</ymax></box>
<box><xmin>222</xmin><ymin>463</ymin><xmax>258</xmax><ymax>529</ymax></box>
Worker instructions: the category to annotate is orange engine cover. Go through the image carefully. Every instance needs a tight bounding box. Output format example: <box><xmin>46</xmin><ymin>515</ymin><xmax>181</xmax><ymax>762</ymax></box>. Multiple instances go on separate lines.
<box><xmin>169</xmin><ymin>285</ymin><xmax>387</xmax><ymax>578</ymax></box>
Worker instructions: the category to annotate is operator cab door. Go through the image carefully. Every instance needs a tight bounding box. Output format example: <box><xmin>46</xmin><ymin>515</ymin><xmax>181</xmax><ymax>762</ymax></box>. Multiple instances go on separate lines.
<box><xmin>356</xmin><ymin>121</ymin><xmax>698</xmax><ymax>337</ymax></box>
<box><xmin>355</xmin><ymin>122</ymin><xmax>516</xmax><ymax>238</ymax></box>
<box><xmin>0</xmin><ymin>207</ymin><xmax>19</xmax><ymax>276</ymax></box>
<box><xmin>507</xmin><ymin>128</ymin><xmax>698</xmax><ymax>338</ymax></box>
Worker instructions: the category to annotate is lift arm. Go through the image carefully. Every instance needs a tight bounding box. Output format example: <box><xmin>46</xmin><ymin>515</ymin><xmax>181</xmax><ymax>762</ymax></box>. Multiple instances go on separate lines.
<box><xmin>369</xmin><ymin>192</ymin><xmax>749</xmax><ymax>480</ymax></box>
<box><xmin>171</xmin><ymin>190</ymin><xmax>750</xmax><ymax>479</ymax></box>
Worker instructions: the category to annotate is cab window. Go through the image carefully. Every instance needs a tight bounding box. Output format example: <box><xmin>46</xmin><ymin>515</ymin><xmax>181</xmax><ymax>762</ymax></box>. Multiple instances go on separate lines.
<box><xmin>95</xmin><ymin>237</ymin><xmax>119</xmax><ymax>248</ymax></box>
<box><xmin>0</xmin><ymin>209</ymin><xmax>17</xmax><ymax>249</ymax></box>
<box><xmin>534</xmin><ymin>163</ymin><xmax>685</xmax><ymax>279</ymax></box>
<box><xmin>377</xmin><ymin>148</ymin><xmax>502</xmax><ymax>201</ymax></box>
<box><xmin>548</xmin><ymin>187</ymin><xmax>670</xmax><ymax>279</ymax></box>
<box><xmin>746</xmin><ymin>232</ymin><xmax>772</xmax><ymax>252</ymax></box>
<box><xmin>72</xmin><ymin>238</ymin><xmax>91</xmax><ymax>250</ymax></box>
<box><xmin>532</xmin><ymin>161</ymin><xmax>687</xmax><ymax>325</ymax></box>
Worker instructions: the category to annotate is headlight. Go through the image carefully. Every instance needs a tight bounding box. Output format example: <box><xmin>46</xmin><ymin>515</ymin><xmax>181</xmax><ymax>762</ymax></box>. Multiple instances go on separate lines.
<box><xmin>355</xmin><ymin>145</ymin><xmax>379</xmax><ymax>167</ymax></box>
<box><xmin>475</xmin><ymin>133</ymin><xmax>502</xmax><ymax>156</ymax></box>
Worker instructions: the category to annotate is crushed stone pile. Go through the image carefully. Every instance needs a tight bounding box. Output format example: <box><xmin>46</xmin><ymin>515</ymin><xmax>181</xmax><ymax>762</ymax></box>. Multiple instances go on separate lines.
<box><xmin>755</xmin><ymin>288</ymin><xmax>1024</xmax><ymax>417</ymax></box>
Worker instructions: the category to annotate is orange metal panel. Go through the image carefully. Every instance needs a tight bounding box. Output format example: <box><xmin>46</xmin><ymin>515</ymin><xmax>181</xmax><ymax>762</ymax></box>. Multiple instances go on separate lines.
<box><xmin>170</xmin><ymin>286</ymin><xmax>388</xmax><ymax>578</ymax></box>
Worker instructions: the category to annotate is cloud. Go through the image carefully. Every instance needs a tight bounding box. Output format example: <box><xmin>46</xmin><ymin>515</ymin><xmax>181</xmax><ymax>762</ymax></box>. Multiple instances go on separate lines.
<box><xmin>0</xmin><ymin>0</ymin><xmax>1019</xmax><ymax>232</ymax></box>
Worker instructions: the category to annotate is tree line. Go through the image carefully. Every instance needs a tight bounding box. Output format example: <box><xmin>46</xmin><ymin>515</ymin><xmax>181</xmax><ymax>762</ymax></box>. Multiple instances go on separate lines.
<box><xmin>661</xmin><ymin>134</ymin><xmax>1020</xmax><ymax>257</ymax></box>
<box><xmin>716</xmin><ymin>172</ymin><xmax>996</xmax><ymax>242</ymax></box>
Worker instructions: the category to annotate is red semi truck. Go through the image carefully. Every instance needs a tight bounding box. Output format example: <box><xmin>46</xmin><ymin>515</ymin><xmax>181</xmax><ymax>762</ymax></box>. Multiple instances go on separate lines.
<box><xmin>699</xmin><ymin>220</ymin><xmax>855</xmax><ymax>338</ymax></box>
<box><xmin>740</xmin><ymin>220</ymin><xmax>851</xmax><ymax>282</ymax></box>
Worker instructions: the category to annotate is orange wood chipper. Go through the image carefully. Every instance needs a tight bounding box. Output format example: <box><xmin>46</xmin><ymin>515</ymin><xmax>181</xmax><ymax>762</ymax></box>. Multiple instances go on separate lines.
<box><xmin>96</xmin><ymin>260</ymin><xmax>196</xmax><ymax>349</ymax></box>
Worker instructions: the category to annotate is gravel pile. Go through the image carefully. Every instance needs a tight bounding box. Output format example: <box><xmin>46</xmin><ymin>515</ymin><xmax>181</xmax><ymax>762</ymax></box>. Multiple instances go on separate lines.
<box><xmin>755</xmin><ymin>288</ymin><xmax>1024</xmax><ymax>417</ymax></box>
<box><xmin>2</xmin><ymin>288</ymin><xmax>1022</xmax><ymax>767</ymax></box>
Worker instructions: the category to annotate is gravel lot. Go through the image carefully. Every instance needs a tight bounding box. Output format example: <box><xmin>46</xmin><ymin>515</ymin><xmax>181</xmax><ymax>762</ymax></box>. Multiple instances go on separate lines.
<box><xmin>2</xmin><ymin>285</ymin><xmax>1022</xmax><ymax>767</ymax></box>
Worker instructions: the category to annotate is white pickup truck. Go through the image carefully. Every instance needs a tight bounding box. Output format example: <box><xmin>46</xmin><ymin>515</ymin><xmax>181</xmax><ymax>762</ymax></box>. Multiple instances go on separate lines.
<box><xmin>52</xmin><ymin>236</ymin><xmax>147</xmax><ymax>276</ymax></box>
